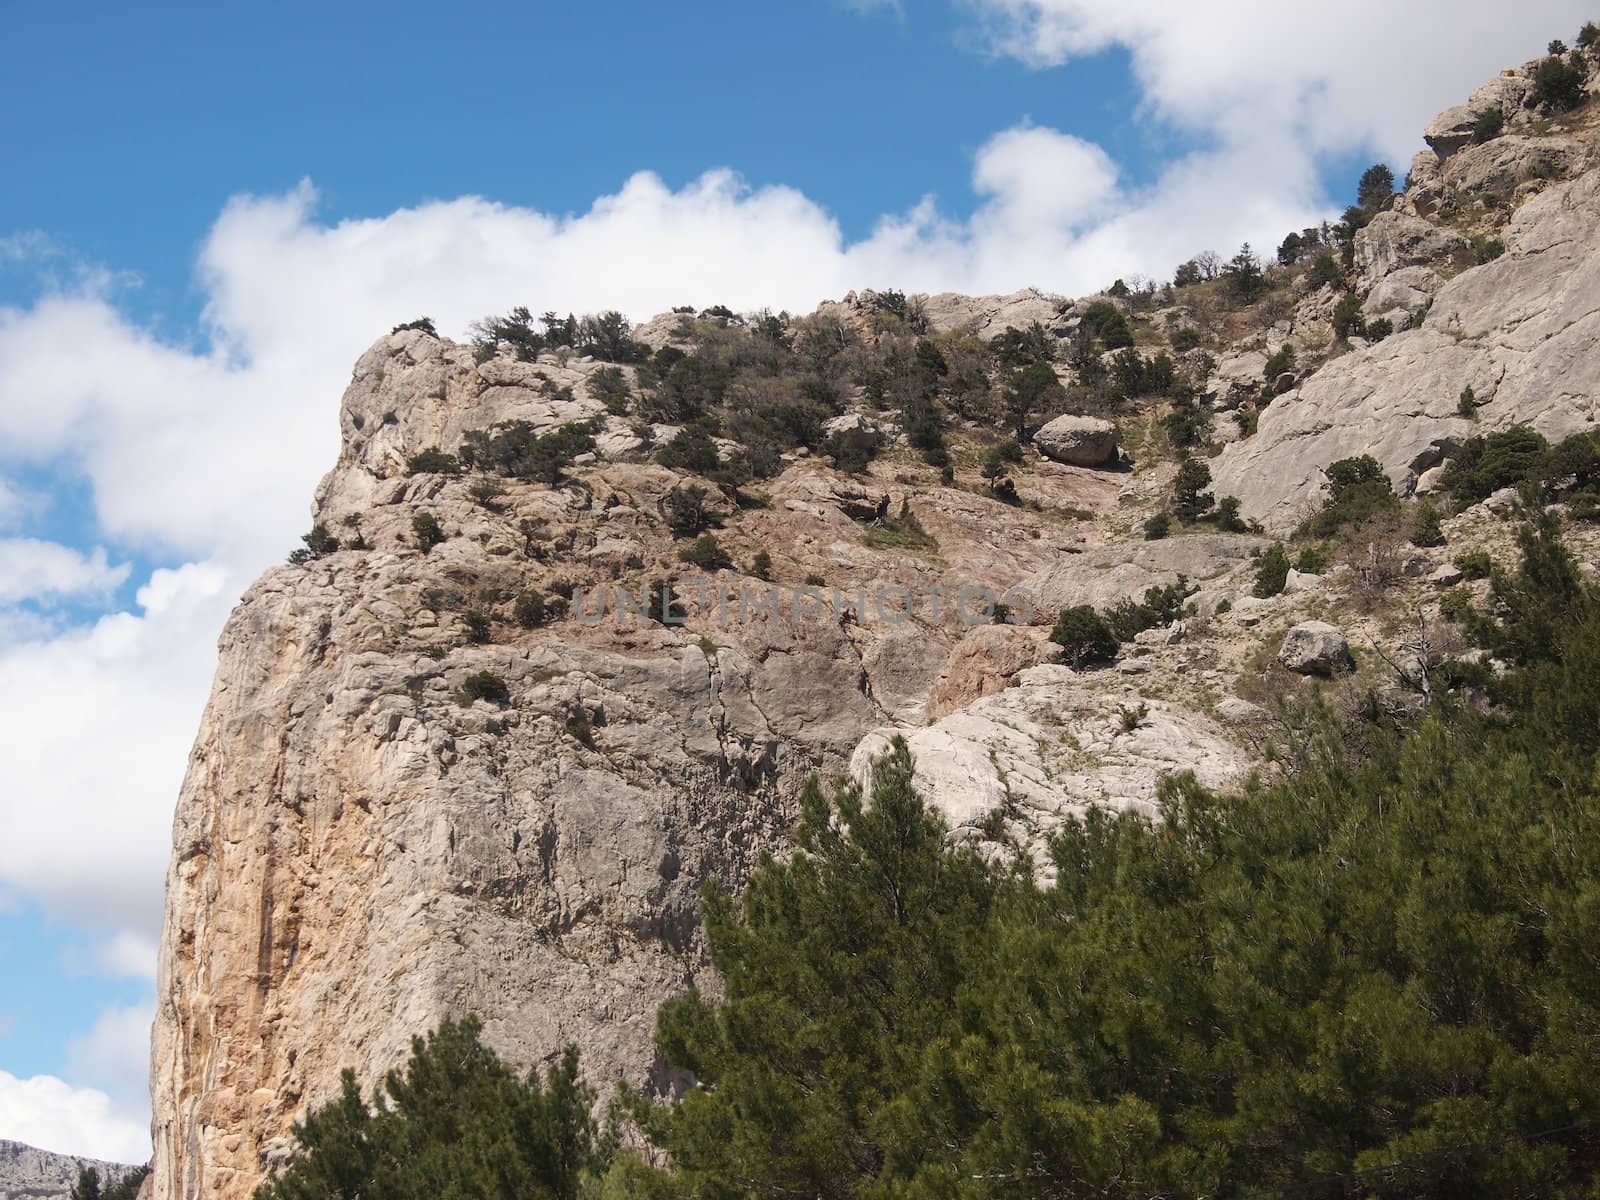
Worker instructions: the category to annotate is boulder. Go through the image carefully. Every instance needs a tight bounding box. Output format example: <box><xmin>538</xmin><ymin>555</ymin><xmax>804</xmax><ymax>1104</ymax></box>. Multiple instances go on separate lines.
<box><xmin>1278</xmin><ymin>621</ymin><xmax>1353</xmax><ymax>676</ymax></box>
<box><xmin>1354</xmin><ymin>212</ymin><xmax>1467</xmax><ymax>289</ymax></box>
<box><xmin>1362</xmin><ymin>266</ymin><xmax>1445</xmax><ymax>328</ymax></box>
<box><xmin>1429</xmin><ymin>562</ymin><xmax>1465</xmax><ymax>587</ymax></box>
<box><xmin>1034</xmin><ymin>414</ymin><xmax>1119</xmax><ymax>467</ymax></box>
<box><xmin>1216</xmin><ymin>696</ymin><xmax>1269</xmax><ymax>724</ymax></box>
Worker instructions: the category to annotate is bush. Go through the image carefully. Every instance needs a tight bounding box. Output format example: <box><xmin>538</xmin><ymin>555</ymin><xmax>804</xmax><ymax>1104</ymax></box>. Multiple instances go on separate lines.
<box><xmin>459</xmin><ymin>419</ymin><xmax>599</xmax><ymax>485</ymax></box>
<box><xmin>390</xmin><ymin>317</ymin><xmax>437</xmax><ymax>337</ymax></box>
<box><xmin>1411</xmin><ymin>499</ymin><xmax>1446</xmax><ymax>547</ymax></box>
<box><xmin>1173</xmin><ymin>458</ymin><xmax>1214</xmax><ymax>523</ymax></box>
<box><xmin>1293</xmin><ymin>545</ymin><xmax>1327</xmax><ymax>574</ymax></box>
<box><xmin>454</xmin><ymin>671</ymin><xmax>509</xmax><ymax>706</ymax></box>
<box><xmin>1471</xmin><ymin>235</ymin><xmax>1506</xmax><ymax>264</ymax></box>
<box><xmin>677</xmin><ymin>534</ymin><xmax>733</xmax><ymax>571</ymax></box>
<box><xmin>1580</xmin><ymin>21</ymin><xmax>1600</xmax><ymax>50</ymax></box>
<box><xmin>1533</xmin><ymin>52</ymin><xmax>1588</xmax><ymax>111</ymax></box>
<box><xmin>1441</xmin><ymin>425</ymin><xmax>1550</xmax><ymax>509</ymax></box>
<box><xmin>861</xmin><ymin>503</ymin><xmax>938</xmax><ymax>554</ymax></box>
<box><xmin>513</xmin><ymin>591</ymin><xmax>548</xmax><ymax>629</ymax></box>
<box><xmin>1458</xmin><ymin>385</ymin><xmax>1480</xmax><ymax>418</ymax></box>
<box><xmin>1439</xmin><ymin>587</ymin><xmax>1475</xmax><ymax>623</ymax></box>
<box><xmin>590</xmin><ymin>365</ymin><xmax>630</xmax><ymax>415</ymax></box>
<box><xmin>1456</xmin><ymin>549</ymin><xmax>1494</xmax><ymax>580</ymax></box>
<box><xmin>411</xmin><ymin>512</ymin><xmax>447</xmax><ymax>554</ymax></box>
<box><xmin>287</xmin><ymin>523</ymin><xmax>341</xmax><ymax>565</ymax></box>
<box><xmin>1473</xmin><ymin>107</ymin><xmax>1506</xmax><ymax>142</ymax></box>
<box><xmin>1263</xmin><ymin>343</ymin><xmax>1296</xmax><ymax>382</ymax></box>
<box><xmin>1332</xmin><ymin>294</ymin><xmax>1366</xmax><ymax>340</ymax></box>
<box><xmin>1143</xmin><ymin>512</ymin><xmax>1171</xmax><ymax>540</ymax></box>
<box><xmin>1102</xmin><ymin>578</ymin><xmax>1195</xmax><ymax>641</ymax></box>
<box><xmin>1299</xmin><ymin>454</ymin><xmax>1398</xmax><ymax>538</ymax></box>
<box><xmin>406</xmin><ymin>447</ymin><xmax>461</xmax><ymax>476</ymax></box>
<box><xmin>662</xmin><ymin>483</ymin><xmax>711</xmax><ymax>536</ymax></box>
<box><xmin>462</xmin><ymin>609</ymin><xmax>491</xmax><ymax>644</ymax></box>
<box><xmin>256</xmin><ymin>1018</ymin><xmax>605</xmax><ymax>1199</ymax></box>
<box><xmin>1252</xmin><ymin>543</ymin><xmax>1291</xmax><ymax>598</ymax></box>
<box><xmin>1308</xmin><ymin>253</ymin><xmax>1342</xmax><ymax>288</ymax></box>
<box><xmin>1080</xmin><ymin>301</ymin><xmax>1135</xmax><ymax>349</ymax></box>
<box><xmin>1211</xmin><ymin>494</ymin><xmax>1248</xmax><ymax>533</ymax></box>
<box><xmin>656</xmin><ymin>425</ymin><xmax>721</xmax><ymax>475</ymax></box>
<box><xmin>1050</xmin><ymin>605</ymin><xmax>1119</xmax><ymax>667</ymax></box>
<box><xmin>1365</xmin><ymin>317</ymin><xmax>1394</xmax><ymax>341</ymax></box>
<box><xmin>1170</xmin><ymin>326</ymin><xmax>1202</xmax><ymax>352</ymax></box>
<box><xmin>467</xmin><ymin>477</ymin><xmax>506</xmax><ymax>509</ymax></box>
<box><xmin>750</xmin><ymin>550</ymin><xmax>773</xmax><ymax>581</ymax></box>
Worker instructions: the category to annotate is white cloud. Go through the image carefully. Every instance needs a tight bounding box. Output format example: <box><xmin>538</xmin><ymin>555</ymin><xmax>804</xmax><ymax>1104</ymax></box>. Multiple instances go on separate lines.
<box><xmin>0</xmin><ymin>539</ymin><xmax>128</xmax><ymax>606</ymax></box>
<box><xmin>965</xmin><ymin>0</ymin><xmax>1593</xmax><ymax>163</ymax></box>
<box><xmin>64</xmin><ymin>1003</ymin><xmax>153</xmax><ymax>1124</ymax></box>
<box><xmin>0</xmin><ymin>562</ymin><xmax>230</xmax><ymax>934</ymax></box>
<box><xmin>0</xmin><ymin>1070</ymin><xmax>149</xmax><ymax>1163</ymax></box>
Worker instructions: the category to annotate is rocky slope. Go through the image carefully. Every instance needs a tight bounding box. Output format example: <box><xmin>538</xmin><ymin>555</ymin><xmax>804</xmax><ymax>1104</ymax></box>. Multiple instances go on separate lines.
<box><xmin>150</xmin><ymin>47</ymin><xmax>1600</xmax><ymax>1200</ymax></box>
<box><xmin>0</xmin><ymin>1141</ymin><xmax>138</xmax><ymax>1200</ymax></box>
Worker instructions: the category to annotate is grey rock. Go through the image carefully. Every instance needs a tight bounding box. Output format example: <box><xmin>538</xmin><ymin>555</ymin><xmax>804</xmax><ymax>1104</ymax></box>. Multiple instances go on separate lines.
<box><xmin>1278</xmin><ymin>621</ymin><xmax>1353</xmax><ymax>676</ymax></box>
<box><xmin>1213</xmin><ymin>167</ymin><xmax>1600</xmax><ymax>532</ymax></box>
<box><xmin>0</xmin><ymin>1141</ymin><xmax>140</xmax><ymax>1200</ymax></box>
<box><xmin>1034</xmin><ymin>414</ymin><xmax>1118</xmax><ymax>467</ymax></box>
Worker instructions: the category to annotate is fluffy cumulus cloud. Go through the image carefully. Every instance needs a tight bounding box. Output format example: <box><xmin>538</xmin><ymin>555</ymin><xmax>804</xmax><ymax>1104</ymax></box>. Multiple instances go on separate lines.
<box><xmin>0</xmin><ymin>1</ymin><xmax>1584</xmax><ymax>1155</ymax></box>
<box><xmin>0</xmin><ymin>1069</ymin><xmax>150</xmax><ymax>1163</ymax></box>
<box><xmin>966</xmin><ymin>0</ymin><xmax>1594</xmax><ymax>162</ymax></box>
<box><xmin>0</xmin><ymin>563</ymin><xmax>230</xmax><ymax>933</ymax></box>
<box><xmin>0</xmin><ymin>539</ymin><xmax>128</xmax><ymax>605</ymax></box>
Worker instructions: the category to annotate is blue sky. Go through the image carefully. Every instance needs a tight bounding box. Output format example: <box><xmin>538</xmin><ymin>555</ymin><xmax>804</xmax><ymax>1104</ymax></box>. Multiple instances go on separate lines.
<box><xmin>0</xmin><ymin>0</ymin><xmax>1588</xmax><ymax>1164</ymax></box>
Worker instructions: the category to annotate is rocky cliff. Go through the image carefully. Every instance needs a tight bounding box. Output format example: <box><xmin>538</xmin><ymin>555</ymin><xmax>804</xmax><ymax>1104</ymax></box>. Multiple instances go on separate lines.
<box><xmin>0</xmin><ymin>1141</ymin><xmax>138</xmax><ymax>1200</ymax></box>
<box><xmin>150</xmin><ymin>47</ymin><xmax>1600</xmax><ymax>1200</ymax></box>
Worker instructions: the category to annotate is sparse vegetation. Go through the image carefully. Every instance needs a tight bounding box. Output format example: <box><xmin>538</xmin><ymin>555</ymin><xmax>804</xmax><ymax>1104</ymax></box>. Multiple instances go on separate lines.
<box><xmin>454</xmin><ymin>671</ymin><xmax>509</xmax><ymax>706</ymax></box>
<box><xmin>411</xmin><ymin>512</ymin><xmax>447</xmax><ymax>554</ymax></box>
<box><xmin>677</xmin><ymin>534</ymin><xmax>734</xmax><ymax>571</ymax></box>
<box><xmin>1049</xmin><ymin>605</ymin><xmax>1119</xmax><ymax>667</ymax></box>
<box><xmin>287</xmin><ymin>523</ymin><xmax>340</xmax><ymax>565</ymax></box>
<box><xmin>1252</xmin><ymin>543</ymin><xmax>1291</xmax><ymax>598</ymax></box>
<box><xmin>407</xmin><ymin>447</ymin><xmax>461</xmax><ymax>476</ymax></box>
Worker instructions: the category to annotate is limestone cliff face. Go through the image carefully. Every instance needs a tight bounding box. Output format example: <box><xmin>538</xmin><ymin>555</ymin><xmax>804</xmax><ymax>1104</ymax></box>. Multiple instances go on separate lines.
<box><xmin>149</xmin><ymin>322</ymin><xmax>1155</xmax><ymax>1200</ymax></box>
<box><xmin>151</xmin><ymin>54</ymin><xmax>1600</xmax><ymax>1200</ymax></box>
<box><xmin>1214</xmin><ymin>50</ymin><xmax>1600</xmax><ymax>531</ymax></box>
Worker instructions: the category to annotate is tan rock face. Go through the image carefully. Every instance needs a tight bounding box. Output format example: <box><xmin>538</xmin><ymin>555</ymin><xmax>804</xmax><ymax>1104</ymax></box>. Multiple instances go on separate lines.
<box><xmin>149</xmin><ymin>329</ymin><xmax>1107</xmax><ymax>1200</ymax></box>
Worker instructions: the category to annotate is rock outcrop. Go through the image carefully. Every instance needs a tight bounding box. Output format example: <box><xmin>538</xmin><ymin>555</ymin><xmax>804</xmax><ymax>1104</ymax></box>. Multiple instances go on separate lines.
<box><xmin>0</xmin><ymin>1141</ymin><xmax>138</xmax><ymax>1200</ymax></box>
<box><xmin>1214</xmin><ymin>163</ymin><xmax>1600</xmax><ymax>532</ymax></box>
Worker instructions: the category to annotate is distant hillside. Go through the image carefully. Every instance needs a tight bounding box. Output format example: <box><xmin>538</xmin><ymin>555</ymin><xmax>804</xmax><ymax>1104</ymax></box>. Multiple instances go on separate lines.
<box><xmin>0</xmin><ymin>1141</ymin><xmax>142</xmax><ymax>1200</ymax></box>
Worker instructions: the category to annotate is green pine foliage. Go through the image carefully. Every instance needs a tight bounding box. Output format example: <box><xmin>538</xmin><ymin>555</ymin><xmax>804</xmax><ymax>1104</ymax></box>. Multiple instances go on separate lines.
<box><xmin>1299</xmin><ymin>454</ymin><xmax>1398</xmax><ymax>538</ymax></box>
<box><xmin>257</xmin><ymin>1018</ymin><xmax>607</xmax><ymax>1200</ymax></box>
<box><xmin>1049</xmin><ymin>605</ymin><xmax>1120</xmax><ymax>667</ymax></box>
<box><xmin>1252</xmin><ymin>542</ymin><xmax>1291</xmax><ymax>597</ymax></box>
<box><xmin>625</xmin><ymin>528</ymin><xmax>1600</xmax><ymax>1194</ymax></box>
